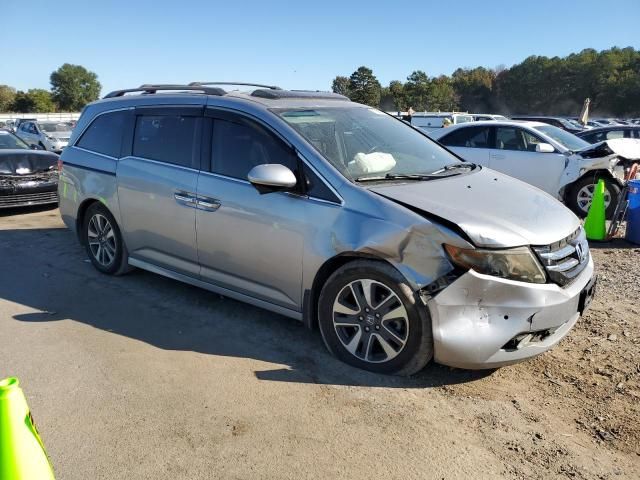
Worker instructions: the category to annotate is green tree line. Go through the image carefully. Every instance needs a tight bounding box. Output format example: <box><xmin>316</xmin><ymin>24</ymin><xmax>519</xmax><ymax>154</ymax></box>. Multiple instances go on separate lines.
<box><xmin>332</xmin><ymin>47</ymin><xmax>640</xmax><ymax>117</ymax></box>
<box><xmin>0</xmin><ymin>63</ymin><xmax>101</xmax><ymax>113</ymax></box>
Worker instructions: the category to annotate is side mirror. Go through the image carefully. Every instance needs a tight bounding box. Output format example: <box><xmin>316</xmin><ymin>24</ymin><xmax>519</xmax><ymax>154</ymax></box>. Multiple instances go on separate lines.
<box><xmin>536</xmin><ymin>143</ymin><xmax>555</xmax><ymax>153</ymax></box>
<box><xmin>247</xmin><ymin>164</ymin><xmax>297</xmax><ymax>194</ymax></box>
<box><xmin>30</xmin><ymin>144</ymin><xmax>43</xmax><ymax>150</ymax></box>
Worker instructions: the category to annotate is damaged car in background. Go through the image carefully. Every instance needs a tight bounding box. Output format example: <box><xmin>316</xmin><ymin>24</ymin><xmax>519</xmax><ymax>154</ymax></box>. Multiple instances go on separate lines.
<box><xmin>432</xmin><ymin>120</ymin><xmax>640</xmax><ymax>218</ymax></box>
<box><xmin>59</xmin><ymin>84</ymin><xmax>595</xmax><ymax>374</ymax></box>
<box><xmin>0</xmin><ymin>129</ymin><xmax>59</xmax><ymax>209</ymax></box>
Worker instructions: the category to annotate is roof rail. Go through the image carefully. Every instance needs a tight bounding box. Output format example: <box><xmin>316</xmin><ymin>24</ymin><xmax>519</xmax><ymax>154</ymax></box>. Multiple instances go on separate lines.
<box><xmin>188</xmin><ymin>81</ymin><xmax>281</xmax><ymax>90</ymax></box>
<box><xmin>251</xmin><ymin>89</ymin><xmax>349</xmax><ymax>101</ymax></box>
<box><xmin>103</xmin><ymin>84</ymin><xmax>226</xmax><ymax>99</ymax></box>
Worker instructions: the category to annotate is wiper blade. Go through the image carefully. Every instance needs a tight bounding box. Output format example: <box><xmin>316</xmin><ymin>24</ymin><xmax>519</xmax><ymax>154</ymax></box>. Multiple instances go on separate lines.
<box><xmin>429</xmin><ymin>163</ymin><xmax>475</xmax><ymax>175</ymax></box>
<box><xmin>355</xmin><ymin>173</ymin><xmax>443</xmax><ymax>182</ymax></box>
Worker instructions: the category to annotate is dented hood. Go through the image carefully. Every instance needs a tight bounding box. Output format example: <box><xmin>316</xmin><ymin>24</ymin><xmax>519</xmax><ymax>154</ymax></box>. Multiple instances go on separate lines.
<box><xmin>0</xmin><ymin>150</ymin><xmax>59</xmax><ymax>175</ymax></box>
<box><xmin>369</xmin><ymin>167</ymin><xmax>580</xmax><ymax>248</ymax></box>
<box><xmin>578</xmin><ymin>138</ymin><xmax>640</xmax><ymax>160</ymax></box>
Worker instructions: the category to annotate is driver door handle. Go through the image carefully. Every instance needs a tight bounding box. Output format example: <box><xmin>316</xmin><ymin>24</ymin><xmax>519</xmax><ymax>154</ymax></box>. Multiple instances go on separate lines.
<box><xmin>196</xmin><ymin>198</ymin><xmax>221</xmax><ymax>212</ymax></box>
<box><xmin>174</xmin><ymin>191</ymin><xmax>197</xmax><ymax>208</ymax></box>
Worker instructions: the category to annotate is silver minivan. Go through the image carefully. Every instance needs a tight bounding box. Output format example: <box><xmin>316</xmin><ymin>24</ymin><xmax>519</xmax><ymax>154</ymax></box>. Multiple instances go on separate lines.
<box><xmin>58</xmin><ymin>83</ymin><xmax>596</xmax><ymax>375</ymax></box>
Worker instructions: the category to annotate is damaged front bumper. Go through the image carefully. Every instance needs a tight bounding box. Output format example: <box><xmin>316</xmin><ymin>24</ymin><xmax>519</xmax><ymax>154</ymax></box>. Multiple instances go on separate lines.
<box><xmin>0</xmin><ymin>173</ymin><xmax>59</xmax><ymax>208</ymax></box>
<box><xmin>427</xmin><ymin>256</ymin><xmax>594</xmax><ymax>369</ymax></box>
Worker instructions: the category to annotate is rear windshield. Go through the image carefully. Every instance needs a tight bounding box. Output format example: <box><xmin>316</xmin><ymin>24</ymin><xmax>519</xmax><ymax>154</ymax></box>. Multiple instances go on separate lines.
<box><xmin>275</xmin><ymin>107</ymin><xmax>460</xmax><ymax>180</ymax></box>
<box><xmin>534</xmin><ymin>125</ymin><xmax>590</xmax><ymax>151</ymax></box>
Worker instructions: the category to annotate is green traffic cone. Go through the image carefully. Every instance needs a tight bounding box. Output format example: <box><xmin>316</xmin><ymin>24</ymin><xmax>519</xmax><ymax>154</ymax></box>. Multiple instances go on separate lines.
<box><xmin>584</xmin><ymin>179</ymin><xmax>607</xmax><ymax>241</ymax></box>
<box><xmin>0</xmin><ymin>377</ymin><xmax>55</xmax><ymax>480</ymax></box>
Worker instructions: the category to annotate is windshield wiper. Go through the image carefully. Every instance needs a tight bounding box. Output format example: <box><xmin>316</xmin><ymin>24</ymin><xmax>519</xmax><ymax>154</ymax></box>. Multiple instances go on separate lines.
<box><xmin>428</xmin><ymin>163</ymin><xmax>475</xmax><ymax>175</ymax></box>
<box><xmin>355</xmin><ymin>173</ymin><xmax>443</xmax><ymax>182</ymax></box>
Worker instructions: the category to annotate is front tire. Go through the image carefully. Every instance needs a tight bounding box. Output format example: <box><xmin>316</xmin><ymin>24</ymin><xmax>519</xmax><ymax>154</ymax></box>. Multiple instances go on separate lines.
<box><xmin>318</xmin><ymin>260</ymin><xmax>433</xmax><ymax>376</ymax></box>
<box><xmin>83</xmin><ymin>202</ymin><xmax>131</xmax><ymax>275</ymax></box>
<box><xmin>567</xmin><ymin>176</ymin><xmax>620</xmax><ymax>219</ymax></box>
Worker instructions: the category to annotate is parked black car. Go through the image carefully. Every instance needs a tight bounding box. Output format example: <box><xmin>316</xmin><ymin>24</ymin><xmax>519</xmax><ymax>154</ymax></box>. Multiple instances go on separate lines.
<box><xmin>510</xmin><ymin>116</ymin><xmax>584</xmax><ymax>134</ymax></box>
<box><xmin>576</xmin><ymin>125</ymin><xmax>640</xmax><ymax>144</ymax></box>
<box><xmin>0</xmin><ymin>130</ymin><xmax>59</xmax><ymax>209</ymax></box>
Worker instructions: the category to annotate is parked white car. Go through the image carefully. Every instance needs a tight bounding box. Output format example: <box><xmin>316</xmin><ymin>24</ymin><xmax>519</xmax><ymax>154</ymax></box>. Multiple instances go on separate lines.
<box><xmin>410</xmin><ymin>112</ymin><xmax>474</xmax><ymax>132</ymax></box>
<box><xmin>15</xmin><ymin>120</ymin><xmax>72</xmax><ymax>153</ymax></box>
<box><xmin>431</xmin><ymin>120</ymin><xmax>640</xmax><ymax>217</ymax></box>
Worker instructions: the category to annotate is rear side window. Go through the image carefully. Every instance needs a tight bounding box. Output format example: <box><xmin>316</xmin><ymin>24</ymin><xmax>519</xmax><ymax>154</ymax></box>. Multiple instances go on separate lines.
<box><xmin>212</xmin><ymin>118</ymin><xmax>298</xmax><ymax>180</ymax></box>
<box><xmin>77</xmin><ymin>111</ymin><xmax>128</xmax><ymax>158</ymax></box>
<box><xmin>606</xmin><ymin>130</ymin><xmax>625</xmax><ymax>140</ymax></box>
<box><xmin>440</xmin><ymin>126</ymin><xmax>491</xmax><ymax>148</ymax></box>
<box><xmin>133</xmin><ymin>115</ymin><xmax>197</xmax><ymax>167</ymax></box>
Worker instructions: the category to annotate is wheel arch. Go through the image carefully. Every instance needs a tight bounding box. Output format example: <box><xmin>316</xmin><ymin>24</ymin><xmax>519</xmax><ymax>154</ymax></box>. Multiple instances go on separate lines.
<box><xmin>303</xmin><ymin>252</ymin><xmax>409</xmax><ymax>331</ymax></box>
<box><xmin>562</xmin><ymin>168</ymin><xmax>621</xmax><ymax>201</ymax></box>
<box><xmin>76</xmin><ymin>198</ymin><xmax>117</xmax><ymax>244</ymax></box>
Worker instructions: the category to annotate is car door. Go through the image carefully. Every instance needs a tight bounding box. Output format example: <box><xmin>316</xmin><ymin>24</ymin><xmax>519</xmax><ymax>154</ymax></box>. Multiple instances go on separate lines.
<box><xmin>195</xmin><ymin>110</ymin><xmax>308</xmax><ymax>311</ymax></box>
<box><xmin>437</xmin><ymin>125</ymin><xmax>492</xmax><ymax>166</ymax></box>
<box><xmin>488</xmin><ymin>126</ymin><xmax>566</xmax><ymax>195</ymax></box>
<box><xmin>116</xmin><ymin>105</ymin><xmax>203</xmax><ymax>277</ymax></box>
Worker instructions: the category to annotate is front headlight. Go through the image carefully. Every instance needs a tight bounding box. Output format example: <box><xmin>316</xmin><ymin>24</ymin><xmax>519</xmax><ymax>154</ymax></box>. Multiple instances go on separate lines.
<box><xmin>47</xmin><ymin>136</ymin><xmax>57</xmax><ymax>143</ymax></box>
<box><xmin>444</xmin><ymin>244</ymin><xmax>547</xmax><ymax>284</ymax></box>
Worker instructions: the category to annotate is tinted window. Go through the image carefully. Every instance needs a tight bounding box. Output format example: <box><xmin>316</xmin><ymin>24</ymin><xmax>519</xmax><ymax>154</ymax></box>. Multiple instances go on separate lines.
<box><xmin>440</xmin><ymin>126</ymin><xmax>491</xmax><ymax>148</ymax></box>
<box><xmin>606</xmin><ymin>130</ymin><xmax>625</xmax><ymax>140</ymax></box>
<box><xmin>133</xmin><ymin>115</ymin><xmax>197</xmax><ymax>167</ymax></box>
<box><xmin>496</xmin><ymin>127</ymin><xmax>527</xmax><ymax>151</ymax></box>
<box><xmin>302</xmin><ymin>164</ymin><xmax>340</xmax><ymax>203</ymax></box>
<box><xmin>580</xmin><ymin>132</ymin><xmax>599</xmax><ymax>143</ymax></box>
<box><xmin>212</xmin><ymin>118</ymin><xmax>297</xmax><ymax>180</ymax></box>
<box><xmin>77</xmin><ymin>111</ymin><xmax>128</xmax><ymax>157</ymax></box>
<box><xmin>496</xmin><ymin>127</ymin><xmax>548</xmax><ymax>152</ymax></box>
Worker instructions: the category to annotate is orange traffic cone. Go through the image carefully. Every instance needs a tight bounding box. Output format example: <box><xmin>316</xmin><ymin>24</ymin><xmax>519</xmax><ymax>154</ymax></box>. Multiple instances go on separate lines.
<box><xmin>0</xmin><ymin>377</ymin><xmax>55</xmax><ymax>479</ymax></box>
<box><xmin>584</xmin><ymin>179</ymin><xmax>607</xmax><ymax>241</ymax></box>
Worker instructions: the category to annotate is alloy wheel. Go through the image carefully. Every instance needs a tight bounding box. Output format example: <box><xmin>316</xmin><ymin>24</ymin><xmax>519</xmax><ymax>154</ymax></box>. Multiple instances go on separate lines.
<box><xmin>576</xmin><ymin>184</ymin><xmax>612</xmax><ymax>213</ymax></box>
<box><xmin>332</xmin><ymin>279</ymin><xmax>409</xmax><ymax>363</ymax></box>
<box><xmin>87</xmin><ymin>213</ymin><xmax>117</xmax><ymax>267</ymax></box>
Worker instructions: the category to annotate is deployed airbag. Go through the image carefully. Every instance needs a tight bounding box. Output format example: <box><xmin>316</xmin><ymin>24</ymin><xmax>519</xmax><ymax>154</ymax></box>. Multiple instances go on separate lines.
<box><xmin>351</xmin><ymin>152</ymin><xmax>396</xmax><ymax>174</ymax></box>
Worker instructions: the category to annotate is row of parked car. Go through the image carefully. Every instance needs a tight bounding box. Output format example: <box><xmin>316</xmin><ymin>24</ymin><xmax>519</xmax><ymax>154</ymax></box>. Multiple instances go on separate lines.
<box><xmin>0</xmin><ymin>118</ymin><xmax>75</xmax><ymax>153</ymax></box>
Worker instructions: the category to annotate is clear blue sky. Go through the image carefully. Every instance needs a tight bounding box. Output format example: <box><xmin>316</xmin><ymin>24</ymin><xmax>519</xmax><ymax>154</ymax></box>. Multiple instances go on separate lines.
<box><xmin>4</xmin><ymin>0</ymin><xmax>639</xmax><ymax>96</ymax></box>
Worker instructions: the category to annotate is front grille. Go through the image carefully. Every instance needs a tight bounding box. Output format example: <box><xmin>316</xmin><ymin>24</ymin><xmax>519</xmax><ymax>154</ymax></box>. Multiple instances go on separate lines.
<box><xmin>0</xmin><ymin>191</ymin><xmax>58</xmax><ymax>208</ymax></box>
<box><xmin>533</xmin><ymin>227</ymin><xmax>590</xmax><ymax>286</ymax></box>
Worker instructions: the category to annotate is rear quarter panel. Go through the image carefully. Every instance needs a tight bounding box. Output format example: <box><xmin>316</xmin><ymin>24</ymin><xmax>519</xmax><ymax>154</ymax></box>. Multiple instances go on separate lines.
<box><xmin>58</xmin><ymin>146</ymin><xmax>119</xmax><ymax>236</ymax></box>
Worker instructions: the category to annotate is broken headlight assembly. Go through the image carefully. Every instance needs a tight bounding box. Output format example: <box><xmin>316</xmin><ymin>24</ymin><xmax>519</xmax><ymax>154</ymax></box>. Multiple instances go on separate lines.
<box><xmin>444</xmin><ymin>244</ymin><xmax>547</xmax><ymax>284</ymax></box>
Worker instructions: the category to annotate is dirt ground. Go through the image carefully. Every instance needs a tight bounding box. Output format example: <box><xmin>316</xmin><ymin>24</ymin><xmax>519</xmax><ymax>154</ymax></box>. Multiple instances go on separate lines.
<box><xmin>0</xmin><ymin>206</ymin><xmax>638</xmax><ymax>479</ymax></box>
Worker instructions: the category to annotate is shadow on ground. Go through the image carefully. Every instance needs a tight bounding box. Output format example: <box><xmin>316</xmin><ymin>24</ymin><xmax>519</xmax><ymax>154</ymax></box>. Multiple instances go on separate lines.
<box><xmin>0</xmin><ymin>204</ymin><xmax>58</xmax><ymax>218</ymax></box>
<box><xmin>1</xmin><ymin>226</ymin><xmax>494</xmax><ymax>389</ymax></box>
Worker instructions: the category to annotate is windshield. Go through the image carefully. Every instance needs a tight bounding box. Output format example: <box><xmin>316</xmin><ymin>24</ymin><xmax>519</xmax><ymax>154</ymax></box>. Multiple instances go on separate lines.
<box><xmin>0</xmin><ymin>130</ymin><xmax>30</xmax><ymax>150</ymax></box>
<box><xmin>39</xmin><ymin>122</ymin><xmax>70</xmax><ymax>133</ymax></box>
<box><xmin>533</xmin><ymin>125</ymin><xmax>590</xmax><ymax>151</ymax></box>
<box><xmin>276</xmin><ymin>107</ymin><xmax>460</xmax><ymax>181</ymax></box>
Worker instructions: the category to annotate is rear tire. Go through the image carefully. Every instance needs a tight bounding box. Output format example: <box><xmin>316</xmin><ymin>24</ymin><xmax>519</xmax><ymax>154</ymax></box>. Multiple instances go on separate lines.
<box><xmin>318</xmin><ymin>260</ymin><xmax>433</xmax><ymax>376</ymax></box>
<box><xmin>83</xmin><ymin>202</ymin><xmax>131</xmax><ymax>275</ymax></box>
<box><xmin>567</xmin><ymin>176</ymin><xmax>620</xmax><ymax>219</ymax></box>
